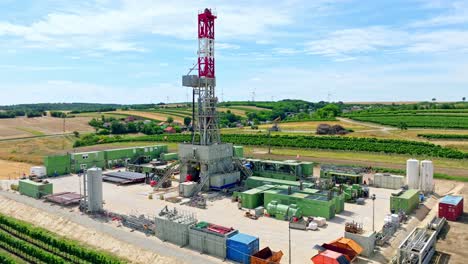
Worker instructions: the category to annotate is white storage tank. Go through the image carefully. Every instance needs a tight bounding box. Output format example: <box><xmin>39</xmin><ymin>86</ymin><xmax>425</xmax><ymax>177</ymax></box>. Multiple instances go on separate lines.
<box><xmin>406</xmin><ymin>159</ymin><xmax>420</xmax><ymax>189</ymax></box>
<box><xmin>86</xmin><ymin>167</ymin><xmax>103</xmax><ymax>212</ymax></box>
<box><xmin>420</xmin><ymin>160</ymin><xmax>434</xmax><ymax>193</ymax></box>
<box><xmin>30</xmin><ymin>166</ymin><xmax>46</xmax><ymax>177</ymax></box>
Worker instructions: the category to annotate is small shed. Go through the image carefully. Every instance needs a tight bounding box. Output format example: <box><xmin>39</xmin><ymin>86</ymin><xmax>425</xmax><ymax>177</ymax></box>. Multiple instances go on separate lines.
<box><xmin>439</xmin><ymin>195</ymin><xmax>463</xmax><ymax>221</ymax></box>
<box><xmin>311</xmin><ymin>250</ymin><xmax>350</xmax><ymax>264</ymax></box>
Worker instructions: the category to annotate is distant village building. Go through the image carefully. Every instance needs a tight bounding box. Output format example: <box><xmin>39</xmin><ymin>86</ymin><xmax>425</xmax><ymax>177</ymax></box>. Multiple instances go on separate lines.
<box><xmin>164</xmin><ymin>126</ymin><xmax>176</xmax><ymax>134</ymax></box>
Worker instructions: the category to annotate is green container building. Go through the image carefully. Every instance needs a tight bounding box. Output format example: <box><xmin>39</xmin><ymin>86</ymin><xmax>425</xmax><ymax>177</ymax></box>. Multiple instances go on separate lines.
<box><xmin>244</xmin><ymin>159</ymin><xmax>316</xmax><ymax>181</ymax></box>
<box><xmin>104</xmin><ymin>147</ymin><xmax>138</xmax><ymax>167</ymax></box>
<box><xmin>300</xmin><ymin>162</ymin><xmax>313</xmax><ymax>176</ymax></box>
<box><xmin>105</xmin><ymin>145</ymin><xmax>168</xmax><ymax>167</ymax></box>
<box><xmin>233</xmin><ymin>146</ymin><xmax>244</xmax><ymax>158</ymax></box>
<box><xmin>71</xmin><ymin>151</ymin><xmax>106</xmax><ymax>172</ymax></box>
<box><xmin>19</xmin><ymin>179</ymin><xmax>53</xmax><ymax>198</ymax></box>
<box><xmin>245</xmin><ymin>176</ymin><xmax>315</xmax><ymax>189</ymax></box>
<box><xmin>321</xmin><ymin>171</ymin><xmax>363</xmax><ymax>185</ymax></box>
<box><xmin>137</xmin><ymin>145</ymin><xmax>167</xmax><ymax>160</ymax></box>
<box><xmin>44</xmin><ymin>154</ymin><xmax>71</xmax><ymax>176</ymax></box>
<box><xmin>333</xmin><ymin>193</ymin><xmax>345</xmax><ymax>213</ymax></box>
<box><xmin>44</xmin><ymin>145</ymin><xmax>169</xmax><ymax>176</ymax></box>
<box><xmin>256</xmin><ymin>171</ymin><xmax>297</xmax><ymax>181</ymax></box>
<box><xmin>239</xmin><ymin>185</ymin><xmax>274</xmax><ymax>209</ymax></box>
<box><xmin>161</xmin><ymin>152</ymin><xmax>178</xmax><ymax>161</ymax></box>
<box><xmin>390</xmin><ymin>189</ymin><xmax>419</xmax><ymax>214</ymax></box>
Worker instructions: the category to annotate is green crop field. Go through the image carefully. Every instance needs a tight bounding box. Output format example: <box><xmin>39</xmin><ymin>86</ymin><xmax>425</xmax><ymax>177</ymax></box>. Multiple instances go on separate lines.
<box><xmin>347</xmin><ymin>114</ymin><xmax>468</xmax><ymax>129</ymax></box>
<box><xmin>418</xmin><ymin>134</ymin><xmax>468</xmax><ymax>140</ymax></box>
<box><xmin>74</xmin><ymin>133</ymin><xmax>468</xmax><ymax>159</ymax></box>
<box><xmin>0</xmin><ymin>213</ymin><xmax>124</xmax><ymax>263</ymax></box>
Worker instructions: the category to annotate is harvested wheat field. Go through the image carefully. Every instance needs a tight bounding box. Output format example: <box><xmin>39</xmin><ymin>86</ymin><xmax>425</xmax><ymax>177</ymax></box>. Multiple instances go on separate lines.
<box><xmin>0</xmin><ymin>160</ymin><xmax>33</xmax><ymax>179</ymax></box>
<box><xmin>0</xmin><ymin>136</ymin><xmax>75</xmax><ymax>164</ymax></box>
<box><xmin>114</xmin><ymin>110</ymin><xmax>186</xmax><ymax>123</ymax></box>
<box><xmin>0</xmin><ymin>116</ymin><xmax>94</xmax><ymax>139</ymax></box>
<box><xmin>217</xmin><ymin>107</ymin><xmax>247</xmax><ymax>116</ymax></box>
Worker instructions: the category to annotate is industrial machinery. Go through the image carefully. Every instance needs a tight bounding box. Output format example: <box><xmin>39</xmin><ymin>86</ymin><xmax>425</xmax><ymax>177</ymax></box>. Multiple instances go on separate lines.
<box><xmin>269</xmin><ymin>117</ymin><xmax>281</xmax><ymax>132</ymax></box>
<box><xmin>396</xmin><ymin>217</ymin><xmax>446</xmax><ymax>264</ymax></box>
<box><xmin>266</xmin><ymin>201</ymin><xmax>303</xmax><ymax>220</ymax></box>
<box><xmin>180</xmin><ymin>9</ymin><xmax>241</xmax><ymax>199</ymax></box>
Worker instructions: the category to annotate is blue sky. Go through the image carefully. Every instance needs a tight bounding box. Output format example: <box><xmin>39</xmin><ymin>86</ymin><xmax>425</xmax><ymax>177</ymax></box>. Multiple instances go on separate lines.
<box><xmin>0</xmin><ymin>0</ymin><xmax>467</xmax><ymax>104</ymax></box>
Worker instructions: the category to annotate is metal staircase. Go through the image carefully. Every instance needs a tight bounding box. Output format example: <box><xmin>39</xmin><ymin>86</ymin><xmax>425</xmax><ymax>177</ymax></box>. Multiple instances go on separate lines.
<box><xmin>153</xmin><ymin>161</ymin><xmax>180</xmax><ymax>190</ymax></box>
<box><xmin>191</xmin><ymin>171</ymin><xmax>210</xmax><ymax>197</ymax></box>
<box><xmin>233</xmin><ymin>157</ymin><xmax>253</xmax><ymax>178</ymax></box>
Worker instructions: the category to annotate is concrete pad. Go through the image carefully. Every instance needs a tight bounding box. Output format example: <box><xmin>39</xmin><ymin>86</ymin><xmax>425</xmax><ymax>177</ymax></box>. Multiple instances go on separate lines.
<box><xmin>47</xmin><ymin>175</ymin><xmax>396</xmax><ymax>263</ymax></box>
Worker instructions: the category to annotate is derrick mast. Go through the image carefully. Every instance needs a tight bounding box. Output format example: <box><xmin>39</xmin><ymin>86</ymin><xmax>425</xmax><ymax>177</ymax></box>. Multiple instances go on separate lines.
<box><xmin>183</xmin><ymin>8</ymin><xmax>219</xmax><ymax>145</ymax></box>
<box><xmin>179</xmin><ymin>8</ymin><xmax>240</xmax><ymax>198</ymax></box>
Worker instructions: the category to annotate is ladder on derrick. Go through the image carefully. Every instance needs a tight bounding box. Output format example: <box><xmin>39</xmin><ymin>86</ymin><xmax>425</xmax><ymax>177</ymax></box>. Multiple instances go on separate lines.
<box><xmin>153</xmin><ymin>161</ymin><xmax>180</xmax><ymax>190</ymax></box>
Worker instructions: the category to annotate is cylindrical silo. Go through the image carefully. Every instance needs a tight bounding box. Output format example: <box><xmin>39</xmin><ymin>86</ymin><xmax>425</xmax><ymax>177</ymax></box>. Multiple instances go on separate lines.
<box><xmin>420</xmin><ymin>160</ymin><xmax>434</xmax><ymax>193</ymax></box>
<box><xmin>406</xmin><ymin>159</ymin><xmax>420</xmax><ymax>189</ymax></box>
<box><xmin>86</xmin><ymin>167</ymin><xmax>103</xmax><ymax>212</ymax></box>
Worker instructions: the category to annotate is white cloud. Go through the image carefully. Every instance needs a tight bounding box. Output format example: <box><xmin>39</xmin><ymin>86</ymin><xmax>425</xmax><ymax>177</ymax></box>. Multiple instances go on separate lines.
<box><xmin>0</xmin><ymin>0</ymin><xmax>301</xmax><ymax>52</ymax></box>
<box><xmin>256</xmin><ymin>40</ymin><xmax>272</xmax><ymax>45</ymax></box>
<box><xmin>0</xmin><ymin>80</ymin><xmax>184</xmax><ymax>105</ymax></box>
<box><xmin>272</xmin><ymin>47</ymin><xmax>300</xmax><ymax>55</ymax></box>
<box><xmin>303</xmin><ymin>25</ymin><xmax>468</xmax><ymax>59</ymax></box>
<box><xmin>408</xmin><ymin>30</ymin><xmax>468</xmax><ymax>53</ymax></box>
<box><xmin>305</xmin><ymin>26</ymin><xmax>408</xmax><ymax>57</ymax></box>
<box><xmin>224</xmin><ymin>62</ymin><xmax>468</xmax><ymax>101</ymax></box>
<box><xmin>412</xmin><ymin>1</ymin><xmax>468</xmax><ymax>27</ymax></box>
<box><xmin>99</xmin><ymin>41</ymin><xmax>146</xmax><ymax>52</ymax></box>
<box><xmin>0</xmin><ymin>64</ymin><xmax>74</xmax><ymax>71</ymax></box>
<box><xmin>217</xmin><ymin>43</ymin><xmax>240</xmax><ymax>50</ymax></box>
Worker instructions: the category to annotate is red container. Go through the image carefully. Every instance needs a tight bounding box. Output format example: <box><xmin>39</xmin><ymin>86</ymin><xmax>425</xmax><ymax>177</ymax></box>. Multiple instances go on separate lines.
<box><xmin>439</xmin><ymin>195</ymin><xmax>463</xmax><ymax>221</ymax></box>
<box><xmin>311</xmin><ymin>250</ymin><xmax>350</xmax><ymax>264</ymax></box>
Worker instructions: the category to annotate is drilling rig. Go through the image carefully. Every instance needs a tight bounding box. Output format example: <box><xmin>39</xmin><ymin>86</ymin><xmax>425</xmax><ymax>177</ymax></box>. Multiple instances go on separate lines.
<box><xmin>180</xmin><ymin>9</ymin><xmax>241</xmax><ymax>198</ymax></box>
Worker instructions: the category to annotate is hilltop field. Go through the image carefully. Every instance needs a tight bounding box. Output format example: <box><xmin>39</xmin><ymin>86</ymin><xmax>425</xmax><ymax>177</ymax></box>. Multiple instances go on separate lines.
<box><xmin>0</xmin><ymin>101</ymin><xmax>467</xmax><ymax>180</ymax></box>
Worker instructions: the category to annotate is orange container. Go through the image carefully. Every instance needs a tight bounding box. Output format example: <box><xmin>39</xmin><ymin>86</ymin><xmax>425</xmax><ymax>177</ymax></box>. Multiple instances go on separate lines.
<box><xmin>251</xmin><ymin>247</ymin><xmax>283</xmax><ymax>264</ymax></box>
<box><xmin>311</xmin><ymin>250</ymin><xmax>350</xmax><ymax>264</ymax></box>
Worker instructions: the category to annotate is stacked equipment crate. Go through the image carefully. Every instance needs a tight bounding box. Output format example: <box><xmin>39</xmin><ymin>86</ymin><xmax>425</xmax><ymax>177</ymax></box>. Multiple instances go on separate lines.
<box><xmin>189</xmin><ymin>222</ymin><xmax>238</xmax><ymax>259</ymax></box>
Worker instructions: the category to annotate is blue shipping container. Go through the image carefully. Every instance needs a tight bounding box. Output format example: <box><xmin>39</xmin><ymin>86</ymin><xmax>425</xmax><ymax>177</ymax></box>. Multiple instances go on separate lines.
<box><xmin>227</xmin><ymin>233</ymin><xmax>260</xmax><ymax>264</ymax></box>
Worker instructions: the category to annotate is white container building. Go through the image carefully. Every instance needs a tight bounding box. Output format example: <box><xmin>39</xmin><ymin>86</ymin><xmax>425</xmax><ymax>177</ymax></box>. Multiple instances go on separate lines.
<box><xmin>30</xmin><ymin>166</ymin><xmax>46</xmax><ymax>177</ymax></box>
